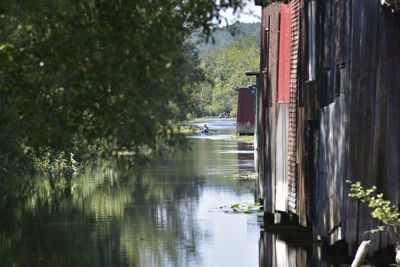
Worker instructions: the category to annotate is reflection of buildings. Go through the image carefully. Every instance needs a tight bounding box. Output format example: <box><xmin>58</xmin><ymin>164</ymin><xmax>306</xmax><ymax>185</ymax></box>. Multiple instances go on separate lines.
<box><xmin>259</xmin><ymin>231</ymin><xmax>331</xmax><ymax>267</ymax></box>
<box><xmin>236</xmin><ymin>142</ymin><xmax>255</xmax><ymax>177</ymax></box>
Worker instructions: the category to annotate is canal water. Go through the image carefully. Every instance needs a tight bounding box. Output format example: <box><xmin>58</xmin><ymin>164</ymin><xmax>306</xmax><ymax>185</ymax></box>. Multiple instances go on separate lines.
<box><xmin>0</xmin><ymin>118</ymin><xmax>261</xmax><ymax>267</ymax></box>
<box><xmin>0</xmin><ymin>118</ymin><xmax>358</xmax><ymax>266</ymax></box>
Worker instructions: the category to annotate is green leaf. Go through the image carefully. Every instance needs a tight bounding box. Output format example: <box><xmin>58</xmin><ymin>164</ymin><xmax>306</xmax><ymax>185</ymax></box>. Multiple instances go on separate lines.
<box><xmin>231</xmin><ymin>203</ymin><xmax>241</xmax><ymax>210</ymax></box>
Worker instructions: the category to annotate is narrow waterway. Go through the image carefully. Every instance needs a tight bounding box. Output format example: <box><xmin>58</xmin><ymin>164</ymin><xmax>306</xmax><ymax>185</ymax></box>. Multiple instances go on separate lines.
<box><xmin>0</xmin><ymin>118</ymin><xmax>261</xmax><ymax>267</ymax></box>
<box><xmin>0</xmin><ymin>118</ymin><xmax>354</xmax><ymax>267</ymax></box>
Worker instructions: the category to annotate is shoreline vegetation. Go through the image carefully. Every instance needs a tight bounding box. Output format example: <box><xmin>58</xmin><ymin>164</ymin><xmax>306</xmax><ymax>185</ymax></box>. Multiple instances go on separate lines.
<box><xmin>0</xmin><ymin>117</ymin><xmax>254</xmax><ymax>207</ymax></box>
<box><xmin>0</xmin><ymin>3</ymin><xmax>262</xmax><ymax>261</ymax></box>
<box><xmin>0</xmin><ymin>2</ymin><xmax>259</xmax><ymax>219</ymax></box>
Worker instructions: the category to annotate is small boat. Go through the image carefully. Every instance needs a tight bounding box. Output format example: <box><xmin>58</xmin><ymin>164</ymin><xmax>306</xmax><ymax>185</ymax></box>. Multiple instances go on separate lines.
<box><xmin>200</xmin><ymin>124</ymin><xmax>209</xmax><ymax>134</ymax></box>
<box><xmin>218</xmin><ymin>112</ymin><xmax>229</xmax><ymax>119</ymax></box>
<box><xmin>200</xmin><ymin>129</ymin><xmax>209</xmax><ymax>134</ymax></box>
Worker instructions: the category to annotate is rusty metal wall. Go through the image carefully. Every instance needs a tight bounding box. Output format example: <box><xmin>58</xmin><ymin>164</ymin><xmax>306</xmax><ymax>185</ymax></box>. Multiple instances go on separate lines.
<box><xmin>264</xmin><ymin>3</ymin><xmax>281</xmax><ymax>108</ymax></box>
<box><xmin>259</xmin><ymin>1</ymin><xmax>302</xmax><ymax>219</ymax></box>
<box><xmin>236</xmin><ymin>87</ymin><xmax>255</xmax><ymax>134</ymax></box>
<box><xmin>277</xmin><ymin>4</ymin><xmax>292</xmax><ymax>103</ymax></box>
<box><xmin>259</xmin><ymin>1</ymin><xmax>304</xmax><ymax>221</ymax></box>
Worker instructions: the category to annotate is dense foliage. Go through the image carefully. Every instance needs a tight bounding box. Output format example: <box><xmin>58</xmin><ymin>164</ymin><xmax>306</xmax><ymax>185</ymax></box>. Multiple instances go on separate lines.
<box><xmin>0</xmin><ymin>0</ymin><xmax>244</xmax><ymax>175</ymax></box>
<box><xmin>194</xmin><ymin>32</ymin><xmax>260</xmax><ymax>116</ymax></box>
<box><xmin>192</xmin><ymin>22</ymin><xmax>260</xmax><ymax>56</ymax></box>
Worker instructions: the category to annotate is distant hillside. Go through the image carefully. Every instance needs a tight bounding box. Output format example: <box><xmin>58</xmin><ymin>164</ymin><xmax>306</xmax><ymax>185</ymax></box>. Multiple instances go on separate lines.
<box><xmin>190</xmin><ymin>22</ymin><xmax>261</xmax><ymax>56</ymax></box>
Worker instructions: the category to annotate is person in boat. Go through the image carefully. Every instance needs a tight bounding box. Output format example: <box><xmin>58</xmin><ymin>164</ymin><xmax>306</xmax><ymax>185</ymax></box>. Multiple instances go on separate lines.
<box><xmin>201</xmin><ymin>124</ymin><xmax>209</xmax><ymax>133</ymax></box>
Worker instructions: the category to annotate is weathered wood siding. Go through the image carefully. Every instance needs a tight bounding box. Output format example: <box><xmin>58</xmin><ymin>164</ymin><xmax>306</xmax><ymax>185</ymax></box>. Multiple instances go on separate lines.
<box><xmin>297</xmin><ymin>0</ymin><xmax>400</xmax><ymax>254</ymax></box>
<box><xmin>317</xmin><ymin>96</ymin><xmax>347</xmax><ymax>244</ymax></box>
<box><xmin>258</xmin><ymin>0</ymin><xmax>400</xmax><ymax>256</ymax></box>
<box><xmin>345</xmin><ymin>0</ymin><xmax>400</xmax><ymax>254</ymax></box>
<box><xmin>259</xmin><ymin>2</ymin><xmax>281</xmax><ymax>212</ymax></box>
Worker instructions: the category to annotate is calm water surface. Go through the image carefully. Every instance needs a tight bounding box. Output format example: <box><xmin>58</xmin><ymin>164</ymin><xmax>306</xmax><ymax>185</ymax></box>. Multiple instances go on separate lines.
<box><xmin>0</xmin><ymin>118</ymin><xmax>261</xmax><ymax>267</ymax></box>
<box><xmin>0</xmin><ymin>118</ymin><xmax>348</xmax><ymax>267</ymax></box>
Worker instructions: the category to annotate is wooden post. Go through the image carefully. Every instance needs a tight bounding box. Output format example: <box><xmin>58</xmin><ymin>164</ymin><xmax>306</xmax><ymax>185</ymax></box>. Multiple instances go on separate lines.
<box><xmin>351</xmin><ymin>240</ymin><xmax>371</xmax><ymax>267</ymax></box>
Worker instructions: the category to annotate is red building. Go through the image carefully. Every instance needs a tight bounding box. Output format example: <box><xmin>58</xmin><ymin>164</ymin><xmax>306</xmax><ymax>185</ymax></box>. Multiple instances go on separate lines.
<box><xmin>256</xmin><ymin>0</ymin><xmax>400</xmax><ymax>258</ymax></box>
<box><xmin>256</xmin><ymin>0</ymin><xmax>303</xmax><ymax>223</ymax></box>
<box><xmin>236</xmin><ymin>87</ymin><xmax>255</xmax><ymax>135</ymax></box>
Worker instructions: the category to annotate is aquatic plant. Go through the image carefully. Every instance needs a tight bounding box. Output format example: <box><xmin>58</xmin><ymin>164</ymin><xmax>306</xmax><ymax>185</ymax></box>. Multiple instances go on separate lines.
<box><xmin>232</xmin><ymin>172</ymin><xmax>258</xmax><ymax>181</ymax></box>
<box><xmin>230</xmin><ymin>135</ymin><xmax>254</xmax><ymax>144</ymax></box>
<box><xmin>347</xmin><ymin>180</ymin><xmax>400</xmax><ymax>265</ymax></box>
<box><xmin>219</xmin><ymin>203</ymin><xmax>263</xmax><ymax>213</ymax></box>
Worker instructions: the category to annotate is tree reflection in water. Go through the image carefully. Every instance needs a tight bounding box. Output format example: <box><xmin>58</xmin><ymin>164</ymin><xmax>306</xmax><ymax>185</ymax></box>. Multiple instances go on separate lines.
<box><xmin>0</xmin><ymin>124</ymin><xmax>260</xmax><ymax>267</ymax></box>
<box><xmin>0</xmin><ymin>157</ymin><xmax>207</xmax><ymax>267</ymax></box>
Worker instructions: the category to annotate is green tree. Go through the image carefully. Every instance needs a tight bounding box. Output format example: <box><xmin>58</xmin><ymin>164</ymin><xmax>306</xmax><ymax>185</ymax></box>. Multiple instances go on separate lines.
<box><xmin>191</xmin><ymin>22</ymin><xmax>261</xmax><ymax>56</ymax></box>
<box><xmin>0</xmin><ymin>0</ymin><xmax>243</xmax><ymax>173</ymax></box>
<box><xmin>196</xmin><ymin>33</ymin><xmax>260</xmax><ymax>116</ymax></box>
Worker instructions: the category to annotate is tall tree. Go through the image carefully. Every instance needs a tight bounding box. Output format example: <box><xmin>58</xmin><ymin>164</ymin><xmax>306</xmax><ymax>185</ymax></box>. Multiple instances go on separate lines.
<box><xmin>0</xmin><ymin>0</ymin><xmax>243</xmax><ymax>171</ymax></box>
<box><xmin>196</xmin><ymin>33</ymin><xmax>260</xmax><ymax>116</ymax></box>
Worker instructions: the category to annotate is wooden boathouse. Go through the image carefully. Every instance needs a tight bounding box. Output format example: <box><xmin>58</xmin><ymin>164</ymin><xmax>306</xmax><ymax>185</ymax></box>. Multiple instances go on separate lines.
<box><xmin>236</xmin><ymin>87</ymin><xmax>255</xmax><ymax>135</ymax></box>
<box><xmin>255</xmin><ymin>0</ymin><xmax>400</xmax><ymax>256</ymax></box>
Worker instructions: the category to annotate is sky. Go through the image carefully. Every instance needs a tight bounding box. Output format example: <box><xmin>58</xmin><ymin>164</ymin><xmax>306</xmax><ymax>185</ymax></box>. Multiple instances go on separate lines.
<box><xmin>219</xmin><ymin>0</ymin><xmax>262</xmax><ymax>25</ymax></box>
